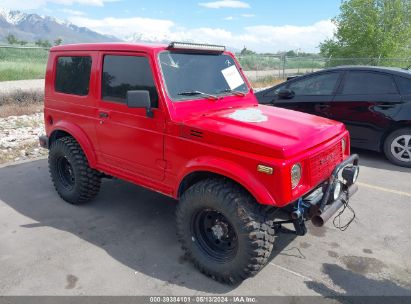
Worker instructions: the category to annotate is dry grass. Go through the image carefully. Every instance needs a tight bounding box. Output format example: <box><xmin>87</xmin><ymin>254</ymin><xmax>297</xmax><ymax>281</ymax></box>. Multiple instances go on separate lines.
<box><xmin>0</xmin><ymin>90</ymin><xmax>43</xmax><ymax>118</ymax></box>
<box><xmin>250</xmin><ymin>78</ymin><xmax>286</xmax><ymax>88</ymax></box>
<box><xmin>0</xmin><ymin>102</ymin><xmax>43</xmax><ymax>118</ymax></box>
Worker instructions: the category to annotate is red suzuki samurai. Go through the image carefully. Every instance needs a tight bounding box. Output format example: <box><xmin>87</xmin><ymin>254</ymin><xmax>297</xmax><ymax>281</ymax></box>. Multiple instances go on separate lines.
<box><xmin>39</xmin><ymin>42</ymin><xmax>359</xmax><ymax>283</ymax></box>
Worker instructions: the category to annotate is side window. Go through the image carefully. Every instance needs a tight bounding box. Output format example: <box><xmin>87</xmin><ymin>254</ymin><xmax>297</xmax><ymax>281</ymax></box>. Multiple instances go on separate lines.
<box><xmin>102</xmin><ymin>55</ymin><xmax>159</xmax><ymax>107</ymax></box>
<box><xmin>55</xmin><ymin>56</ymin><xmax>92</xmax><ymax>96</ymax></box>
<box><xmin>287</xmin><ymin>73</ymin><xmax>340</xmax><ymax>95</ymax></box>
<box><xmin>342</xmin><ymin>72</ymin><xmax>397</xmax><ymax>95</ymax></box>
<box><xmin>395</xmin><ymin>76</ymin><xmax>411</xmax><ymax>95</ymax></box>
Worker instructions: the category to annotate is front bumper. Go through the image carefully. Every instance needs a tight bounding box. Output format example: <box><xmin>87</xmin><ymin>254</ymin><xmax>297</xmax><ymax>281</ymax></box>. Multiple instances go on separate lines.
<box><xmin>287</xmin><ymin>154</ymin><xmax>359</xmax><ymax>234</ymax></box>
<box><xmin>310</xmin><ymin>154</ymin><xmax>359</xmax><ymax>227</ymax></box>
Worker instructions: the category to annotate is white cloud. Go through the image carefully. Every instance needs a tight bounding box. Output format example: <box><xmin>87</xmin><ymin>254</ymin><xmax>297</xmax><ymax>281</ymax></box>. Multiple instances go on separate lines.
<box><xmin>68</xmin><ymin>15</ymin><xmax>335</xmax><ymax>53</ymax></box>
<box><xmin>242</xmin><ymin>20</ymin><xmax>336</xmax><ymax>52</ymax></box>
<box><xmin>69</xmin><ymin>16</ymin><xmax>175</xmax><ymax>41</ymax></box>
<box><xmin>241</xmin><ymin>13</ymin><xmax>254</xmax><ymax>17</ymax></box>
<box><xmin>199</xmin><ymin>0</ymin><xmax>250</xmax><ymax>9</ymax></box>
<box><xmin>0</xmin><ymin>0</ymin><xmax>116</xmax><ymax>10</ymax></box>
<box><xmin>223</xmin><ymin>16</ymin><xmax>234</xmax><ymax>20</ymax></box>
<box><xmin>59</xmin><ymin>8</ymin><xmax>85</xmax><ymax>16</ymax></box>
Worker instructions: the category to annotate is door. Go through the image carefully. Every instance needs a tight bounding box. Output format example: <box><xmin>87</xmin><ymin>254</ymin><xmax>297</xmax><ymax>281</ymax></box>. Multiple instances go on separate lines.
<box><xmin>269</xmin><ymin>72</ymin><xmax>342</xmax><ymax>114</ymax></box>
<box><xmin>95</xmin><ymin>53</ymin><xmax>165</xmax><ymax>181</ymax></box>
<box><xmin>331</xmin><ymin>71</ymin><xmax>402</xmax><ymax>150</ymax></box>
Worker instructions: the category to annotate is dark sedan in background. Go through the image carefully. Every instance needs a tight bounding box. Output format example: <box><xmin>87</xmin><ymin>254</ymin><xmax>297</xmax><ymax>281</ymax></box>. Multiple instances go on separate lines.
<box><xmin>256</xmin><ymin>66</ymin><xmax>411</xmax><ymax>167</ymax></box>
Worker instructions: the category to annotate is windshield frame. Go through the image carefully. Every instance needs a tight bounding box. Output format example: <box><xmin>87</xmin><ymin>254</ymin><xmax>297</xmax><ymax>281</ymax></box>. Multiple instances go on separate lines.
<box><xmin>157</xmin><ymin>50</ymin><xmax>250</xmax><ymax>102</ymax></box>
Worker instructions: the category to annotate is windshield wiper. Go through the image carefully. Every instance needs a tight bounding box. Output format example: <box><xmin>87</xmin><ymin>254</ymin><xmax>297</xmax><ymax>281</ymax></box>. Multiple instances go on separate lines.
<box><xmin>178</xmin><ymin>90</ymin><xmax>218</xmax><ymax>100</ymax></box>
<box><xmin>218</xmin><ymin>89</ymin><xmax>246</xmax><ymax>97</ymax></box>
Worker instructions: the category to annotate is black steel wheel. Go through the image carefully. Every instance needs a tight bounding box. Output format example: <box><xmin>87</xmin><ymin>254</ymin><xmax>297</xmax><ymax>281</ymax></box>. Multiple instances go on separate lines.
<box><xmin>56</xmin><ymin>156</ymin><xmax>75</xmax><ymax>191</ymax></box>
<box><xmin>176</xmin><ymin>178</ymin><xmax>275</xmax><ymax>284</ymax></box>
<box><xmin>191</xmin><ymin>208</ymin><xmax>238</xmax><ymax>263</ymax></box>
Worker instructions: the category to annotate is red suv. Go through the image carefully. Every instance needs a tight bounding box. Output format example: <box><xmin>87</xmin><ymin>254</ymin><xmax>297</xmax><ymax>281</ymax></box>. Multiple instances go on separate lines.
<box><xmin>39</xmin><ymin>42</ymin><xmax>359</xmax><ymax>283</ymax></box>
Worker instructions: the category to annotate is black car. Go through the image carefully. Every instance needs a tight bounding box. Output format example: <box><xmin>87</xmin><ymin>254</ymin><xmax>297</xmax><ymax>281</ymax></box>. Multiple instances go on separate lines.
<box><xmin>256</xmin><ymin>66</ymin><xmax>411</xmax><ymax>167</ymax></box>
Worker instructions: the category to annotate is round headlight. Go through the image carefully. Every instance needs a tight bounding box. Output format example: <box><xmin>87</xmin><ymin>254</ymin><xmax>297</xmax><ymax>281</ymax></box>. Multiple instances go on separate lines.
<box><xmin>341</xmin><ymin>138</ymin><xmax>346</xmax><ymax>154</ymax></box>
<box><xmin>333</xmin><ymin>181</ymin><xmax>342</xmax><ymax>201</ymax></box>
<box><xmin>291</xmin><ymin>163</ymin><xmax>302</xmax><ymax>189</ymax></box>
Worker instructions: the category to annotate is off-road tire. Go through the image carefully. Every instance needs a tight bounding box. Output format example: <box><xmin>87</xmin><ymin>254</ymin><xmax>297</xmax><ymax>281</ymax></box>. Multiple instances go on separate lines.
<box><xmin>176</xmin><ymin>178</ymin><xmax>275</xmax><ymax>284</ymax></box>
<box><xmin>49</xmin><ymin>136</ymin><xmax>101</xmax><ymax>204</ymax></box>
<box><xmin>383</xmin><ymin>128</ymin><xmax>411</xmax><ymax>168</ymax></box>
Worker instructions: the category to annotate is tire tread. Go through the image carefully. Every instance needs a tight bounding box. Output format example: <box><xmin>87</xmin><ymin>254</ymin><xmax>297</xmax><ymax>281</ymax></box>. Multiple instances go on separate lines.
<box><xmin>176</xmin><ymin>178</ymin><xmax>275</xmax><ymax>284</ymax></box>
<box><xmin>49</xmin><ymin>136</ymin><xmax>101</xmax><ymax>204</ymax></box>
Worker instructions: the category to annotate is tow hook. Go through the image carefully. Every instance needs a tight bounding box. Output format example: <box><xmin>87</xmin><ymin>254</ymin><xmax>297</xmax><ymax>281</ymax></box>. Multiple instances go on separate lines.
<box><xmin>271</xmin><ymin>198</ymin><xmax>309</xmax><ymax>236</ymax></box>
<box><xmin>292</xmin><ymin>218</ymin><xmax>307</xmax><ymax>236</ymax></box>
<box><xmin>291</xmin><ymin>198</ymin><xmax>310</xmax><ymax>236</ymax></box>
<box><xmin>291</xmin><ymin>198</ymin><xmax>310</xmax><ymax>220</ymax></box>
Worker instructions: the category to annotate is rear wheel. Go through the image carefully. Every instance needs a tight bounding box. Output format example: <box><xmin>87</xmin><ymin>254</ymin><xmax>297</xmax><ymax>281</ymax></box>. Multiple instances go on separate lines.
<box><xmin>49</xmin><ymin>136</ymin><xmax>101</xmax><ymax>204</ymax></box>
<box><xmin>383</xmin><ymin>128</ymin><xmax>411</xmax><ymax>167</ymax></box>
<box><xmin>176</xmin><ymin>178</ymin><xmax>275</xmax><ymax>284</ymax></box>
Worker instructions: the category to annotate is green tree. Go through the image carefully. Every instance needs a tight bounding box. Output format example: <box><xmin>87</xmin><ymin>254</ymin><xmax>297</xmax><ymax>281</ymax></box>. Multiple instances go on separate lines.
<box><xmin>44</xmin><ymin>40</ymin><xmax>52</xmax><ymax>47</ymax></box>
<box><xmin>240</xmin><ymin>46</ymin><xmax>256</xmax><ymax>56</ymax></box>
<box><xmin>6</xmin><ymin>34</ymin><xmax>18</xmax><ymax>45</ymax></box>
<box><xmin>54</xmin><ymin>38</ymin><xmax>63</xmax><ymax>46</ymax></box>
<box><xmin>320</xmin><ymin>0</ymin><xmax>411</xmax><ymax>58</ymax></box>
<box><xmin>18</xmin><ymin>40</ymin><xmax>28</xmax><ymax>46</ymax></box>
<box><xmin>35</xmin><ymin>39</ymin><xmax>52</xmax><ymax>48</ymax></box>
<box><xmin>286</xmin><ymin>50</ymin><xmax>297</xmax><ymax>57</ymax></box>
<box><xmin>34</xmin><ymin>39</ymin><xmax>43</xmax><ymax>47</ymax></box>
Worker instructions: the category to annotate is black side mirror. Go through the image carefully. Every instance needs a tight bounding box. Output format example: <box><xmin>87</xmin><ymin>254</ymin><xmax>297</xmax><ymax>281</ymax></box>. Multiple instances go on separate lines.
<box><xmin>286</xmin><ymin>75</ymin><xmax>299</xmax><ymax>81</ymax></box>
<box><xmin>126</xmin><ymin>90</ymin><xmax>153</xmax><ymax>118</ymax></box>
<box><xmin>276</xmin><ymin>88</ymin><xmax>295</xmax><ymax>99</ymax></box>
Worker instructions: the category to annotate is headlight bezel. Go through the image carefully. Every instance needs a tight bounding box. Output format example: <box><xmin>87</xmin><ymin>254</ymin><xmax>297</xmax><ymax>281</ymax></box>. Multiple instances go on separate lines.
<box><xmin>291</xmin><ymin>163</ymin><xmax>302</xmax><ymax>189</ymax></box>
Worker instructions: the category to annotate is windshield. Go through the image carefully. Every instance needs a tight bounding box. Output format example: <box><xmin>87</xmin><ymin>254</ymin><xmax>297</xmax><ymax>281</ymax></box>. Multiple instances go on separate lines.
<box><xmin>158</xmin><ymin>51</ymin><xmax>249</xmax><ymax>101</ymax></box>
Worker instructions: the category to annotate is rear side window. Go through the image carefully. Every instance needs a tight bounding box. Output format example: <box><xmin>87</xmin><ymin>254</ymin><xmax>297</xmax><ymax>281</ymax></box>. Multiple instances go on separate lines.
<box><xmin>342</xmin><ymin>72</ymin><xmax>397</xmax><ymax>95</ymax></box>
<box><xmin>55</xmin><ymin>56</ymin><xmax>92</xmax><ymax>96</ymax></box>
<box><xmin>395</xmin><ymin>76</ymin><xmax>411</xmax><ymax>95</ymax></box>
<box><xmin>102</xmin><ymin>55</ymin><xmax>158</xmax><ymax>107</ymax></box>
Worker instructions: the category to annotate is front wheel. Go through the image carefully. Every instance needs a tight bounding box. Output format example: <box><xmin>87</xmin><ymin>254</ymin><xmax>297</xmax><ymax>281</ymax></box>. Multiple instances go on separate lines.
<box><xmin>383</xmin><ymin>128</ymin><xmax>411</xmax><ymax>168</ymax></box>
<box><xmin>176</xmin><ymin>178</ymin><xmax>275</xmax><ymax>284</ymax></box>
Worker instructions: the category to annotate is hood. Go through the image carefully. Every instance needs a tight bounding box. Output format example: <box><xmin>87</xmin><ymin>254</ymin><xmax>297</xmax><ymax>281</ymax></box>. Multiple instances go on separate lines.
<box><xmin>183</xmin><ymin>104</ymin><xmax>345</xmax><ymax>159</ymax></box>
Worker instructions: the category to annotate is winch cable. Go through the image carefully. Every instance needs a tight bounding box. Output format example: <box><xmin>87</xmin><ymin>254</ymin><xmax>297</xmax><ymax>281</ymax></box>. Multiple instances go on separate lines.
<box><xmin>332</xmin><ymin>195</ymin><xmax>356</xmax><ymax>231</ymax></box>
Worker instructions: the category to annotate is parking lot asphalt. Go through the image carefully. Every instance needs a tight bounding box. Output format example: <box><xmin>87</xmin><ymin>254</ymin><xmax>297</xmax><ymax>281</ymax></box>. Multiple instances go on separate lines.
<box><xmin>0</xmin><ymin>149</ymin><xmax>410</xmax><ymax>296</ymax></box>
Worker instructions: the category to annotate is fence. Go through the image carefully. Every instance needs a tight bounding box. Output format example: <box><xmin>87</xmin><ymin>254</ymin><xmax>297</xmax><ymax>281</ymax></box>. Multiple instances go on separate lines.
<box><xmin>1</xmin><ymin>45</ymin><xmax>411</xmax><ymax>87</ymax></box>
<box><xmin>0</xmin><ymin>45</ymin><xmax>49</xmax><ymax>81</ymax></box>
<box><xmin>237</xmin><ymin>55</ymin><xmax>411</xmax><ymax>87</ymax></box>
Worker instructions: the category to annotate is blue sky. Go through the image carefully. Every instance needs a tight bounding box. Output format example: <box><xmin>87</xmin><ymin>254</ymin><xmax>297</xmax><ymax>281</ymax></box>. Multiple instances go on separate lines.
<box><xmin>1</xmin><ymin>0</ymin><xmax>342</xmax><ymax>52</ymax></box>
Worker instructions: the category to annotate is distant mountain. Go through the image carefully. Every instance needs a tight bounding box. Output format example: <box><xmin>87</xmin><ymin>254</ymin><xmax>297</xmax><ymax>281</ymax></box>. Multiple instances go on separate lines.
<box><xmin>0</xmin><ymin>9</ymin><xmax>121</xmax><ymax>44</ymax></box>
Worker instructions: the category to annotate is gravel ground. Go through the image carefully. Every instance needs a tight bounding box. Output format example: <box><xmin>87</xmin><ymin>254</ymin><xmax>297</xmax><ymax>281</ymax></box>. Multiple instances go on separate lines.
<box><xmin>0</xmin><ymin>113</ymin><xmax>47</xmax><ymax>163</ymax></box>
<box><xmin>0</xmin><ymin>79</ymin><xmax>44</xmax><ymax>95</ymax></box>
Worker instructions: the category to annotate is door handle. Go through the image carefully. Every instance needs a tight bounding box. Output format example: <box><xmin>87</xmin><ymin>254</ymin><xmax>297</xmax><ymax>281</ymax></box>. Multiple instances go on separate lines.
<box><xmin>317</xmin><ymin>104</ymin><xmax>330</xmax><ymax>109</ymax></box>
<box><xmin>99</xmin><ymin>112</ymin><xmax>109</xmax><ymax>118</ymax></box>
<box><xmin>375</xmin><ymin>103</ymin><xmax>396</xmax><ymax>110</ymax></box>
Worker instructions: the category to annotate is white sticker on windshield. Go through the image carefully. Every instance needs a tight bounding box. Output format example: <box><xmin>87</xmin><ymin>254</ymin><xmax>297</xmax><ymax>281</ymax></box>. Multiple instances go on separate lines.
<box><xmin>221</xmin><ymin>65</ymin><xmax>244</xmax><ymax>90</ymax></box>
